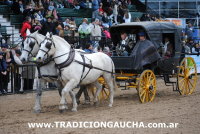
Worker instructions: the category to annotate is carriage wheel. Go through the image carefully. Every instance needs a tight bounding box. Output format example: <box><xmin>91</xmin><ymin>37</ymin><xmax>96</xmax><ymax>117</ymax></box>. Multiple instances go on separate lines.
<box><xmin>177</xmin><ymin>57</ymin><xmax>197</xmax><ymax>95</ymax></box>
<box><xmin>137</xmin><ymin>70</ymin><xmax>156</xmax><ymax>103</ymax></box>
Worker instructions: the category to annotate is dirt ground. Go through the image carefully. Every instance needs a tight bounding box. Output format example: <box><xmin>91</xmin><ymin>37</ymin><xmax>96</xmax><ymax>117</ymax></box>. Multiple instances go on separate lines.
<box><xmin>0</xmin><ymin>77</ymin><xmax>200</xmax><ymax>134</ymax></box>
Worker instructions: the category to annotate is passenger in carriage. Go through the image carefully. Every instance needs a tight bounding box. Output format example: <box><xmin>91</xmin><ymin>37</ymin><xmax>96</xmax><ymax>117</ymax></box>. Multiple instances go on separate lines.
<box><xmin>162</xmin><ymin>37</ymin><xmax>173</xmax><ymax>58</ymax></box>
<box><xmin>116</xmin><ymin>31</ymin><xmax>134</xmax><ymax>56</ymax></box>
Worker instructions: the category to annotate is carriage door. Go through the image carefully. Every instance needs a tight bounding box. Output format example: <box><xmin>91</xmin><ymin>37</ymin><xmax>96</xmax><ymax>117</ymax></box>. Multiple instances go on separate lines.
<box><xmin>160</xmin><ymin>33</ymin><xmax>176</xmax><ymax>72</ymax></box>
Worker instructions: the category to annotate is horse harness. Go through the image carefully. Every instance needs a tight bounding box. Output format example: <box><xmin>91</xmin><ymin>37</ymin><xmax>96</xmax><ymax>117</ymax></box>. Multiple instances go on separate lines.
<box><xmin>39</xmin><ymin>37</ymin><xmax>115</xmax><ymax>84</ymax></box>
<box><xmin>22</xmin><ymin>36</ymin><xmax>39</xmax><ymax>57</ymax></box>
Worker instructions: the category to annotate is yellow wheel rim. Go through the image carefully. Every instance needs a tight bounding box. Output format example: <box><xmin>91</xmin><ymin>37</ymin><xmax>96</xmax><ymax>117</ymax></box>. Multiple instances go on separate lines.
<box><xmin>138</xmin><ymin>70</ymin><xmax>156</xmax><ymax>103</ymax></box>
<box><xmin>177</xmin><ymin>57</ymin><xmax>197</xmax><ymax>95</ymax></box>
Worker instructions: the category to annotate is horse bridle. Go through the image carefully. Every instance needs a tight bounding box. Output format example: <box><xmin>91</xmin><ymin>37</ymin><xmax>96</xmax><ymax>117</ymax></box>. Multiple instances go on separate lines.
<box><xmin>39</xmin><ymin>37</ymin><xmax>56</xmax><ymax>60</ymax></box>
<box><xmin>22</xmin><ymin>36</ymin><xmax>38</xmax><ymax>57</ymax></box>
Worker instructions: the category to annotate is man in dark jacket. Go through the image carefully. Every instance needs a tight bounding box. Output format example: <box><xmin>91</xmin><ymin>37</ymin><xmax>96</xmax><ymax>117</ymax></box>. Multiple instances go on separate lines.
<box><xmin>41</xmin><ymin>16</ymin><xmax>57</xmax><ymax>35</ymax></box>
<box><xmin>0</xmin><ymin>51</ymin><xmax>7</xmax><ymax>94</ymax></box>
<box><xmin>131</xmin><ymin>32</ymin><xmax>160</xmax><ymax>70</ymax></box>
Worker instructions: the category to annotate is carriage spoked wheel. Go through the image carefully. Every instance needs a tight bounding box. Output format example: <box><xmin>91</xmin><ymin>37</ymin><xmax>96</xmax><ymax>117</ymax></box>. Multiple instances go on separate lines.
<box><xmin>177</xmin><ymin>57</ymin><xmax>197</xmax><ymax>95</ymax></box>
<box><xmin>137</xmin><ymin>70</ymin><xmax>156</xmax><ymax>103</ymax></box>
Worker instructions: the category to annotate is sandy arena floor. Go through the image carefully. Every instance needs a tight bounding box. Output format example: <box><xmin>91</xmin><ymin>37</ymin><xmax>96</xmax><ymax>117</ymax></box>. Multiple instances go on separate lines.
<box><xmin>0</xmin><ymin>77</ymin><xmax>200</xmax><ymax>134</ymax></box>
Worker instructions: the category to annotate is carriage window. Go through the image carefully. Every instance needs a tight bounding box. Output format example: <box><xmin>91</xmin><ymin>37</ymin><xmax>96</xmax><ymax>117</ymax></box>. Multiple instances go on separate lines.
<box><xmin>161</xmin><ymin>33</ymin><xmax>175</xmax><ymax>58</ymax></box>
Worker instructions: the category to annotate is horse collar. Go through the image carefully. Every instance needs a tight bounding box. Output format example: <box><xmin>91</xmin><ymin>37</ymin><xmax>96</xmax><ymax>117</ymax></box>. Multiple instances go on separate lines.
<box><xmin>55</xmin><ymin>48</ymin><xmax>75</xmax><ymax>70</ymax></box>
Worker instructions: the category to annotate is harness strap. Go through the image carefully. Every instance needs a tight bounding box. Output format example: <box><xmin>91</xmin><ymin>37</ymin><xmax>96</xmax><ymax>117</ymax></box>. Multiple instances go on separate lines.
<box><xmin>55</xmin><ymin>48</ymin><xmax>75</xmax><ymax>70</ymax></box>
<box><xmin>36</xmin><ymin>66</ymin><xmax>42</xmax><ymax>78</ymax></box>
<box><xmin>78</xmin><ymin>54</ymin><xmax>86</xmax><ymax>85</ymax></box>
<box><xmin>74</xmin><ymin>60</ymin><xmax>114</xmax><ymax>74</ymax></box>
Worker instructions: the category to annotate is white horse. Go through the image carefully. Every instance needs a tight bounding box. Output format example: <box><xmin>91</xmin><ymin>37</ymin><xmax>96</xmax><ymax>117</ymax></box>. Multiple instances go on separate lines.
<box><xmin>20</xmin><ymin>30</ymin><xmax>66</xmax><ymax>113</ymax></box>
<box><xmin>36</xmin><ymin>32</ymin><xmax>116</xmax><ymax>112</ymax></box>
<box><xmin>20</xmin><ymin>30</ymin><xmax>100</xmax><ymax>113</ymax></box>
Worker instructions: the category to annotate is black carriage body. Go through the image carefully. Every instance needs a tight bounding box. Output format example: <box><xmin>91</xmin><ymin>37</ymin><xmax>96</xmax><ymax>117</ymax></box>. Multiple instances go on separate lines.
<box><xmin>110</xmin><ymin>22</ymin><xmax>183</xmax><ymax>74</ymax></box>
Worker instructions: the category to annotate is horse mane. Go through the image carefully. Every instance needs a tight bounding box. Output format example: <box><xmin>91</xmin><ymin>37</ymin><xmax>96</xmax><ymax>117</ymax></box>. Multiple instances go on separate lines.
<box><xmin>52</xmin><ymin>35</ymin><xmax>71</xmax><ymax>48</ymax></box>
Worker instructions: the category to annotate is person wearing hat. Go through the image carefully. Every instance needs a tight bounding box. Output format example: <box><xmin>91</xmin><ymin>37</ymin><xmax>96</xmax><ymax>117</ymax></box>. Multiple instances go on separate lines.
<box><xmin>130</xmin><ymin>31</ymin><xmax>160</xmax><ymax>70</ymax></box>
<box><xmin>0</xmin><ymin>51</ymin><xmax>7</xmax><ymax>94</ymax></box>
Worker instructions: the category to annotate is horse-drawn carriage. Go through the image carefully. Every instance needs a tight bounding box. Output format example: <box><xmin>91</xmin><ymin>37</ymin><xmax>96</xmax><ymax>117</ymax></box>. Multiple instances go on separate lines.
<box><xmin>102</xmin><ymin>22</ymin><xmax>198</xmax><ymax>103</ymax></box>
<box><xmin>21</xmin><ymin>21</ymin><xmax>198</xmax><ymax>113</ymax></box>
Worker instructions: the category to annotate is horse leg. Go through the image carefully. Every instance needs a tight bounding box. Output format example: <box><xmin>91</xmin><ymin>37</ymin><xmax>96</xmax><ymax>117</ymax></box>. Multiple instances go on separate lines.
<box><xmin>59</xmin><ymin>79</ymin><xmax>78</xmax><ymax>112</ymax></box>
<box><xmin>19</xmin><ymin>76</ymin><xmax>24</xmax><ymax>92</ymax></box>
<box><xmin>92</xmin><ymin>81</ymin><xmax>102</xmax><ymax>106</ymax></box>
<box><xmin>34</xmin><ymin>78</ymin><xmax>45</xmax><ymax>113</ymax></box>
<box><xmin>69</xmin><ymin>90</ymin><xmax>78</xmax><ymax>112</ymax></box>
<box><xmin>75</xmin><ymin>86</ymin><xmax>84</xmax><ymax>104</ymax></box>
<box><xmin>103</xmin><ymin>74</ymin><xmax>114</xmax><ymax>107</ymax></box>
<box><xmin>56</xmin><ymin>80</ymin><xmax>68</xmax><ymax>109</ymax></box>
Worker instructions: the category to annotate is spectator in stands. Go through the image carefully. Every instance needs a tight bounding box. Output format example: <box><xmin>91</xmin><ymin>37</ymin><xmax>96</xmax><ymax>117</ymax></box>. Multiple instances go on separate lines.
<box><xmin>99</xmin><ymin>2</ymin><xmax>104</xmax><ymax>13</ymax></box>
<box><xmin>19</xmin><ymin>0</ymin><xmax>24</xmax><ymax>13</ymax></box>
<box><xmin>185</xmin><ymin>22</ymin><xmax>194</xmax><ymax>40</ymax></box>
<box><xmin>63</xmin><ymin>18</ymin><xmax>70</xmax><ymax>27</ymax></box>
<box><xmin>117</xmin><ymin>2</ymin><xmax>125</xmax><ymax>23</ymax></box>
<box><xmin>42</xmin><ymin>0</ymin><xmax>51</xmax><ymax>11</ymax></box>
<box><xmin>64</xmin><ymin>0</ymin><xmax>74</xmax><ymax>8</ymax></box>
<box><xmin>90</xmin><ymin>18</ymin><xmax>101</xmax><ymax>52</ymax></box>
<box><xmin>45</xmin><ymin>10</ymin><xmax>53</xmax><ymax>19</ymax></box>
<box><xmin>52</xmin><ymin>9</ymin><xmax>59</xmax><ymax>20</ymax></box>
<box><xmin>20</xmin><ymin>16</ymin><xmax>32</xmax><ymax>39</ymax></box>
<box><xmin>84</xmin><ymin>42</ymin><xmax>94</xmax><ymax>53</ymax></box>
<box><xmin>69</xmin><ymin>18</ymin><xmax>77</xmax><ymax>31</ymax></box>
<box><xmin>140</xmin><ymin>13</ymin><xmax>151</xmax><ymax>21</ymax></box>
<box><xmin>23</xmin><ymin>4</ymin><xmax>36</xmax><ymax>19</ymax></box>
<box><xmin>92</xmin><ymin>0</ymin><xmax>99</xmax><ymax>18</ymax></box>
<box><xmin>32</xmin><ymin>18</ymin><xmax>42</xmax><ymax>32</ymax></box>
<box><xmin>112</xmin><ymin>0</ymin><xmax>118</xmax><ymax>24</ymax></box>
<box><xmin>56</xmin><ymin>23</ymin><xmax>64</xmax><ymax>37</ymax></box>
<box><xmin>73</xmin><ymin>0</ymin><xmax>80</xmax><ymax>10</ymax></box>
<box><xmin>48</xmin><ymin>1</ymin><xmax>55</xmax><ymax>11</ymax></box>
<box><xmin>186</xmin><ymin>38</ymin><xmax>195</xmax><ymax>53</ymax></box>
<box><xmin>11</xmin><ymin>0</ymin><xmax>21</xmax><ymax>15</ymax></box>
<box><xmin>34</xmin><ymin>11</ymin><xmax>44</xmax><ymax>24</ymax></box>
<box><xmin>64</xmin><ymin>25</ymin><xmax>73</xmax><ymax>36</ymax></box>
<box><xmin>78</xmin><ymin>18</ymin><xmax>91</xmax><ymax>49</ymax></box>
<box><xmin>123</xmin><ymin>10</ymin><xmax>131</xmax><ymax>23</ymax></box>
<box><xmin>54</xmin><ymin>0</ymin><xmax>65</xmax><ymax>8</ymax></box>
<box><xmin>102</xmin><ymin>12</ymin><xmax>110</xmax><ymax>28</ymax></box>
<box><xmin>0</xmin><ymin>51</ymin><xmax>7</xmax><ymax>95</ymax></box>
<box><xmin>41</xmin><ymin>16</ymin><xmax>57</xmax><ymax>35</ymax></box>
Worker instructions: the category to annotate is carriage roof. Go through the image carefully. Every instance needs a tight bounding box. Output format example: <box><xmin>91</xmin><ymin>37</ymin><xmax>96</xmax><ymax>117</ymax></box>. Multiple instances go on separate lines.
<box><xmin>110</xmin><ymin>22</ymin><xmax>182</xmax><ymax>48</ymax></box>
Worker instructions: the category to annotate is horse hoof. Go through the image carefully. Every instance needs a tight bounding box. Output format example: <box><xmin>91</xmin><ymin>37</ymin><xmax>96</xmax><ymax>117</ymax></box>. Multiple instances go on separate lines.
<box><xmin>71</xmin><ymin>108</ymin><xmax>77</xmax><ymax>112</ymax></box>
<box><xmin>108</xmin><ymin>104</ymin><xmax>112</xmax><ymax>107</ymax></box>
<box><xmin>34</xmin><ymin>109</ymin><xmax>41</xmax><ymax>113</ymax></box>
<box><xmin>94</xmin><ymin>101</ymin><xmax>99</xmax><ymax>106</ymax></box>
<box><xmin>59</xmin><ymin>109</ymin><xmax>67</xmax><ymax>113</ymax></box>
